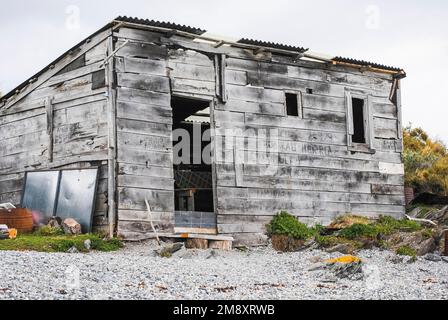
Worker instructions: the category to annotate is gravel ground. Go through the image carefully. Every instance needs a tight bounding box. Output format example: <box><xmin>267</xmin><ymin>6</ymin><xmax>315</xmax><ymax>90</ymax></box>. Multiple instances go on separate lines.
<box><xmin>0</xmin><ymin>241</ymin><xmax>447</xmax><ymax>300</ymax></box>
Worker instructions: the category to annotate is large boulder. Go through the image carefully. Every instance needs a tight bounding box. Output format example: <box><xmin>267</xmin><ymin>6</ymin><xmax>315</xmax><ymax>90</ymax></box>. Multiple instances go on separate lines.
<box><xmin>62</xmin><ymin>218</ymin><xmax>82</xmax><ymax>235</ymax></box>
<box><xmin>309</xmin><ymin>255</ymin><xmax>364</xmax><ymax>280</ymax></box>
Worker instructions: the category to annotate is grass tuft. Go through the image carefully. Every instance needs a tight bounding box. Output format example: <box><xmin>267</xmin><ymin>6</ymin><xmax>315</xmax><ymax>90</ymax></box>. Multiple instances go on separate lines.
<box><xmin>0</xmin><ymin>230</ymin><xmax>123</xmax><ymax>253</ymax></box>
<box><xmin>396</xmin><ymin>245</ymin><xmax>417</xmax><ymax>258</ymax></box>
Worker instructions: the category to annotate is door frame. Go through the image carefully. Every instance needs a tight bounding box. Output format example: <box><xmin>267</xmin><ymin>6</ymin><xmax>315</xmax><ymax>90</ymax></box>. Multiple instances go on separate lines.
<box><xmin>171</xmin><ymin>92</ymin><xmax>218</xmax><ymax>235</ymax></box>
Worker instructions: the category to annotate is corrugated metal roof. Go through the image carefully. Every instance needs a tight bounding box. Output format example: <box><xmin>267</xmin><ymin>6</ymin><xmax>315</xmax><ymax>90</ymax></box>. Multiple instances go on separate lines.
<box><xmin>238</xmin><ymin>38</ymin><xmax>308</xmax><ymax>53</ymax></box>
<box><xmin>333</xmin><ymin>56</ymin><xmax>404</xmax><ymax>73</ymax></box>
<box><xmin>115</xmin><ymin>16</ymin><xmax>207</xmax><ymax>35</ymax></box>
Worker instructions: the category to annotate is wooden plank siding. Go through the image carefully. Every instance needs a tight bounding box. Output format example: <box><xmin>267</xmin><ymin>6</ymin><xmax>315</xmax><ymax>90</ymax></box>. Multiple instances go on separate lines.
<box><xmin>113</xmin><ymin>31</ymin><xmax>174</xmax><ymax>239</ymax></box>
<box><xmin>0</xmin><ymin>30</ymin><xmax>111</xmax><ymax>232</ymax></box>
<box><xmin>0</xmin><ymin>25</ymin><xmax>405</xmax><ymax>245</ymax></box>
<box><xmin>111</xmin><ymin>27</ymin><xmax>404</xmax><ymax>244</ymax></box>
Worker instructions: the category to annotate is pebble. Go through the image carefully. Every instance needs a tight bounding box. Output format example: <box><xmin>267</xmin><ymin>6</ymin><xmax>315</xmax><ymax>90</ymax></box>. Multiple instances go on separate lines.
<box><xmin>0</xmin><ymin>243</ymin><xmax>446</xmax><ymax>300</ymax></box>
<box><xmin>84</xmin><ymin>240</ymin><xmax>91</xmax><ymax>251</ymax></box>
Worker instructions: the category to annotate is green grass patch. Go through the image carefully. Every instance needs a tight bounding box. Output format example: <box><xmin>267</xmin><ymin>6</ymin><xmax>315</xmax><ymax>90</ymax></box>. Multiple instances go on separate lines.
<box><xmin>339</xmin><ymin>223</ymin><xmax>379</xmax><ymax>240</ymax></box>
<box><xmin>396</xmin><ymin>245</ymin><xmax>417</xmax><ymax>257</ymax></box>
<box><xmin>267</xmin><ymin>213</ymin><xmax>427</xmax><ymax>253</ymax></box>
<box><xmin>267</xmin><ymin>211</ymin><xmax>318</xmax><ymax>240</ymax></box>
<box><xmin>0</xmin><ymin>231</ymin><xmax>123</xmax><ymax>253</ymax></box>
<box><xmin>336</xmin><ymin>215</ymin><xmax>422</xmax><ymax>240</ymax></box>
<box><xmin>315</xmin><ymin>235</ymin><xmax>362</xmax><ymax>249</ymax></box>
<box><xmin>375</xmin><ymin>216</ymin><xmax>421</xmax><ymax>234</ymax></box>
<box><xmin>33</xmin><ymin>225</ymin><xmax>65</xmax><ymax>237</ymax></box>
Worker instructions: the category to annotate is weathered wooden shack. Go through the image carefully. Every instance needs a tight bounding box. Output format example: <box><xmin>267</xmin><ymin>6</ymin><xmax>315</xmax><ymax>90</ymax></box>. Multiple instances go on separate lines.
<box><xmin>0</xmin><ymin>17</ymin><xmax>406</xmax><ymax>245</ymax></box>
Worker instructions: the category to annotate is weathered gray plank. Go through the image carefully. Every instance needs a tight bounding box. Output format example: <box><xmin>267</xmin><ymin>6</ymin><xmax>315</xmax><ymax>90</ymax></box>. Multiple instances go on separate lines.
<box><xmin>118</xmin><ymin>187</ymin><xmax>174</xmax><ymax>212</ymax></box>
<box><xmin>117</xmin><ymin>118</ymin><xmax>171</xmax><ymax>137</ymax></box>
<box><xmin>168</xmin><ymin>62</ymin><xmax>215</xmax><ymax>82</ymax></box>
<box><xmin>247</xmin><ymin>72</ymin><xmax>345</xmax><ymax>97</ymax></box>
<box><xmin>117</xmin><ymin>101</ymin><xmax>172</xmax><ymax>125</ymax></box>
<box><xmin>115</xmin><ymin>56</ymin><xmax>167</xmax><ymax>76</ymax></box>
<box><xmin>117</xmin><ymin>131</ymin><xmax>172</xmax><ymax>153</ymax></box>
<box><xmin>115</xmin><ymin>39</ymin><xmax>168</xmax><ymax>60</ymax></box>
<box><xmin>374</xmin><ymin>117</ymin><xmax>398</xmax><ymax>139</ymax></box>
<box><xmin>118</xmin><ymin>163</ymin><xmax>173</xmax><ymax>179</ymax></box>
<box><xmin>171</xmin><ymin>78</ymin><xmax>215</xmax><ymax>96</ymax></box>
<box><xmin>44</xmin><ymin>62</ymin><xmax>104</xmax><ymax>88</ymax></box>
<box><xmin>216</xmin><ymin>174</ymin><xmax>372</xmax><ymax>194</ymax></box>
<box><xmin>117</xmin><ymin>73</ymin><xmax>170</xmax><ymax>93</ymax></box>
<box><xmin>117</xmin><ymin>87</ymin><xmax>170</xmax><ymax>106</ymax></box>
<box><xmin>215</xmin><ymin>99</ymin><xmax>285</xmax><ymax>116</ymax></box>
<box><xmin>118</xmin><ymin>173</ymin><xmax>174</xmax><ymax>190</ymax></box>
<box><xmin>245</xmin><ymin>113</ymin><xmax>346</xmax><ymax>132</ymax></box>
<box><xmin>117</xmin><ymin>148</ymin><xmax>172</xmax><ymax>167</ymax></box>
<box><xmin>114</xmin><ymin>27</ymin><xmax>164</xmax><ymax>43</ymax></box>
<box><xmin>302</xmin><ymin>94</ymin><xmax>346</xmax><ymax>113</ymax></box>
<box><xmin>303</xmin><ymin>107</ymin><xmax>346</xmax><ymax>123</ymax></box>
<box><xmin>226</xmin><ymin>85</ymin><xmax>284</xmax><ymax>104</ymax></box>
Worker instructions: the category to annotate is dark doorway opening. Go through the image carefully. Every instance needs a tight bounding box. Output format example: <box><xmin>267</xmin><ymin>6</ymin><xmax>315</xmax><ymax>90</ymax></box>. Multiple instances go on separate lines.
<box><xmin>171</xmin><ymin>96</ymin><xmax>216</xmax><ymax>234</ymax></box>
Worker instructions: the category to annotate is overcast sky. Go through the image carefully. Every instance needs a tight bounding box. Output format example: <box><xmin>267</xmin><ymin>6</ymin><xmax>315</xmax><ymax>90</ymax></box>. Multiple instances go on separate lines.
<box><xmin>1</xmin><ymin>0</ymin><xmax>447</xmax><ymax>142</ymax></box>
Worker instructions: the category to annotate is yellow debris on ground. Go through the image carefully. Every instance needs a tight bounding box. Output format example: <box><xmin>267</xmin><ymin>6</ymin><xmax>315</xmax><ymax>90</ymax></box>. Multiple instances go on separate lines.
<box><xmin>8</xmin><ymin>229</ymin><xmax>17</xmax><ymax>239</ymax></box>
<box><xmin>325</xmin><ymin>255</ymin><xmax>362</xmax><ymax>264</ymax></box>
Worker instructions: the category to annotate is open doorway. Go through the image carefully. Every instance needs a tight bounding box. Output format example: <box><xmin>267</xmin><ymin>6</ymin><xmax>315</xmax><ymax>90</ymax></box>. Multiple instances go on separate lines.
<box><xmin>171</xmin><ymin>96</ymin><xmax>216</xmax><ymax>234</ymax></box>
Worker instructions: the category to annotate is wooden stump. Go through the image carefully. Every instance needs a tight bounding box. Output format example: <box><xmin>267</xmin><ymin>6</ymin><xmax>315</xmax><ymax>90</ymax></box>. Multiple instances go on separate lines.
<box><xmin>209</xmin><ymin>240</ymin><xmax>232</xmax><ymax>251</ymax></box>
<box><xmin>186</xmin><ymin>238</ymin><xmax>209</xmax><ymax>249</ymax></box>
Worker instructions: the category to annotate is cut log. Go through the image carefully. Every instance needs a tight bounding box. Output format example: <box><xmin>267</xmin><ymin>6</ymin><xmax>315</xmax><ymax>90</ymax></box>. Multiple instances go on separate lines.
<box><xmin>186</xmin><ymin>238</ymin><xmax>209</xmax><ymax>249</ymax></box>
<box><xmin>209</xmin><ymin>240</ymin><xmax>232</xmax><ymax>251</ymax></box>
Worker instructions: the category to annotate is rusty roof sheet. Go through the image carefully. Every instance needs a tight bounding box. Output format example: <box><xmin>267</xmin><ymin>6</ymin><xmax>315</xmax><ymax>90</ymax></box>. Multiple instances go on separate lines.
<box><xmin>237</xmin><ymin>38</ymin><xmax>308</xmax><ymax>53</ymax></box>
<box><xmin>115</xmin><ymin>16</ymin><xmax>207</xmax><ymax>35</ymax></box>
<box><xmin>333</xmin><ymin>56</ymin><xmax>404</xmax><ymax>73</ymax></box>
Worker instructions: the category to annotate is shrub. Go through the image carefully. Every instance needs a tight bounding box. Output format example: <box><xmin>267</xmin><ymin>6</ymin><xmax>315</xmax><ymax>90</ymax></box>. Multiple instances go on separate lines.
<box><xmin>403</xmin><ymin>125</ymin><xmax>448</xmax><ymax>195</ymax></box>
<box><xmin>338</xmin><ymin>223</ymin><xmax>379</xmax><ymax>239</ymax></box>
<box><xmin>267</xmin><ymin>211</ymin><xmax>316</xmax><ymax>240</ymax></box>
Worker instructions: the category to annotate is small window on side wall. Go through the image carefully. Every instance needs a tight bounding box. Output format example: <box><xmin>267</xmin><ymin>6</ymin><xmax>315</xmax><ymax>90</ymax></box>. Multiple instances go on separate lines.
<box><xmin>346</xmin><ymin>90</ymin><xmax>375</xmax><ymax>153</ymax></box>
<box><xmin>351</xmin><ymin>98</ymin><xmax>366</xmax><ymax>144</ymax></box>
<box><xmin>285</xmin><ymin>92</ymin><xmax>302</xmax><ymax>117</ymax></box>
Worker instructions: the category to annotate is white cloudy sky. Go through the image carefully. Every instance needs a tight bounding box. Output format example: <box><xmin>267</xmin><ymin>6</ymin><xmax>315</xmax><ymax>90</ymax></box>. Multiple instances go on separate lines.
<box><xmin>1</xmin><ymin>0</ymin><xmax>447</xmax><ymax>142</ymax></box>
